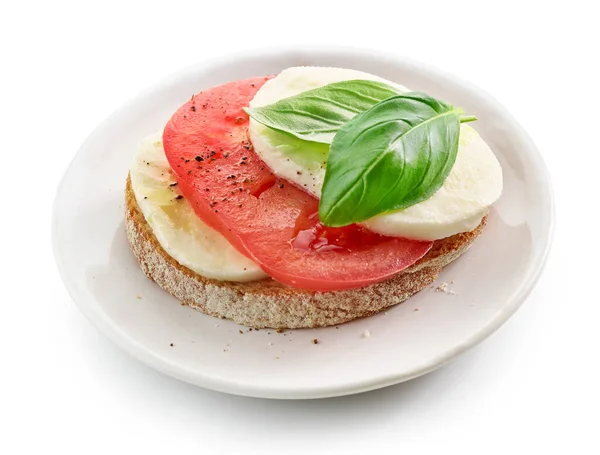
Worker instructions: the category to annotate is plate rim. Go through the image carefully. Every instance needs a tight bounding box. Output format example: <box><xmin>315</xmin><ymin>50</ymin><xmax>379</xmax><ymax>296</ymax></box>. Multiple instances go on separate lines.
<box><xmin>52</xmin><ymin>45</ymin><xmax>555</xmax><ymax>399</ymax></box>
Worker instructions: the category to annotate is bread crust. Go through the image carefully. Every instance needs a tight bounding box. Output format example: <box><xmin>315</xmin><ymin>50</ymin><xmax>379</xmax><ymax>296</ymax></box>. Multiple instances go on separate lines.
<box><xmin>125</xmin><ymin>176</ymin><xmax>486</xmax><ymax>328</ymax></box>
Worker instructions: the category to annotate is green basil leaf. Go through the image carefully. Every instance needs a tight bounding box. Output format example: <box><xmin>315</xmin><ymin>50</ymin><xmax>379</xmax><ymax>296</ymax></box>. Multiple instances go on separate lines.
<box><xmin>244</xmin><ymin>80</ymin><xmax>402</xmax><ymax>144</ymax></box>
<box><xmin>319</xmin><ymin>92</ymin><xmax>464</xmax><ymax>227</ymax></box>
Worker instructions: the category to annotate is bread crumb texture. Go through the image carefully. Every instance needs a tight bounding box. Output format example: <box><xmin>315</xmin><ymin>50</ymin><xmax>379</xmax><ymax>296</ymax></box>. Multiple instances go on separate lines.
<box><xmin>435</xmin><ymin>282</ymin><xmax>457</xmax><ymax>294</ymax></box>
<box><xmin>125</xmin><ymin>176</ymin><xmax>485</xmax><ymax>328</ymax></box>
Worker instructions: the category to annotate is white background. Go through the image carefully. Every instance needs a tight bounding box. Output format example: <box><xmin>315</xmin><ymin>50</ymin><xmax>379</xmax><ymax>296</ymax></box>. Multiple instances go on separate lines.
<box><xmin>2</xmin><ymin>1</ymin><xmax>599</xmax><ymax>453</ymax></box>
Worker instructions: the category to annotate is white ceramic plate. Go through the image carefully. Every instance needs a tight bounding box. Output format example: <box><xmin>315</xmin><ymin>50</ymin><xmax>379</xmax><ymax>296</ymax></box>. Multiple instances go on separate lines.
<box><xmin>53</xmin><ymin>47</ymin><xmax>553</xmax><ymax>399</ymax></box>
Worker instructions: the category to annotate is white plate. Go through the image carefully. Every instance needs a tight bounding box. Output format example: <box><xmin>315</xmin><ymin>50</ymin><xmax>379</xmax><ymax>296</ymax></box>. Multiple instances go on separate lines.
<box><xmin>53</xmin><ymin>47</ymin><xmax>553</xmax><ymax>399</ymax></box>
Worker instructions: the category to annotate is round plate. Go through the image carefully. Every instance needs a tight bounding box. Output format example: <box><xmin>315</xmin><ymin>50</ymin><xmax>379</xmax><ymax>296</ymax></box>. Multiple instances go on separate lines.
<box><xmin>53</xmin><ymin>47</ymin><xmax>553</xmax><ymax>399</ymax></box>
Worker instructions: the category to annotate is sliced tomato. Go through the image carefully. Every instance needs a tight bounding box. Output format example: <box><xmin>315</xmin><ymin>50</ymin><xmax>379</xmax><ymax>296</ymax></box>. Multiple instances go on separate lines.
<box><xmin>163</xmin><ymin>77</ymin><xmax>432</xmax><ymax>291</ymax></box>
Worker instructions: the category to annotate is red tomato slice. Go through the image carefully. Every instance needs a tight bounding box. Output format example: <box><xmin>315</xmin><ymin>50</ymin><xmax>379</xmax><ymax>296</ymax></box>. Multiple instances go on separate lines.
<box><xmin>163</xmin><ymin>77</ymin><xmax>432</xmax><ymax>291</ymax></box>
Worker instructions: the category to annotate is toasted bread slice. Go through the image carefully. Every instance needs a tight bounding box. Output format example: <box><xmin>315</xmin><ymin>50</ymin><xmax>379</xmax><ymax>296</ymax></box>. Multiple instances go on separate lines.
<box><xmin>125</xmin><ymin>176</ymin><xmax>486</xmax><ymax>328</ymax></box>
